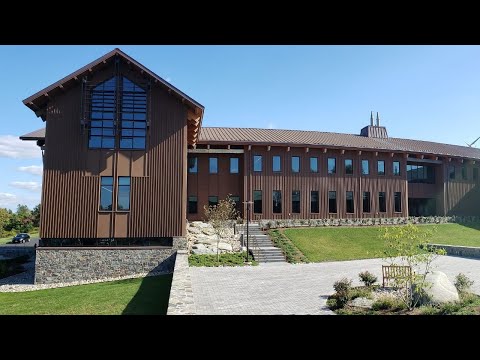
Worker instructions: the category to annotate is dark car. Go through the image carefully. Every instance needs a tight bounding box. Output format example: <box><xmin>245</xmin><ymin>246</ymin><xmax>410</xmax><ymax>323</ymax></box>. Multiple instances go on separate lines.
<box><xmin>12</xmin><ymin>233</ymin><xmax>30</xmax><ymax>244</ymax></box>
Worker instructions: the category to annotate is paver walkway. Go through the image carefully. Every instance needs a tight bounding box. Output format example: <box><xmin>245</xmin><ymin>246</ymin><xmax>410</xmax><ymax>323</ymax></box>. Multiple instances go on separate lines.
<box><xmin>190</xmin><ymin>255</ymin><xmax>480</xmax><ymax>315</ymax></box>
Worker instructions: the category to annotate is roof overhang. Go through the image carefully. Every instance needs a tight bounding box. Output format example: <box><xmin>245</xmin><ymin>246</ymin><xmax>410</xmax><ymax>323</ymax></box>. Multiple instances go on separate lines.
<box><xmin>22</xmin><ymin>48</ymin><xmax>204</xmax><ymax>145</ymax></box>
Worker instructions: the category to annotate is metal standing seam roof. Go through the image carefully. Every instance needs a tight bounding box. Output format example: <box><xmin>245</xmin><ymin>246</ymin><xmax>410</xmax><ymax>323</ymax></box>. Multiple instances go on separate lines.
<box><xmin>20</xmin><ymin>126</ymin><xmax>480</xmax><ymax>160</ymax></box>
<box><xmin>198</xmin><ymin>127</ymin><xmax>480</xmax><ymax>160</ymax></box>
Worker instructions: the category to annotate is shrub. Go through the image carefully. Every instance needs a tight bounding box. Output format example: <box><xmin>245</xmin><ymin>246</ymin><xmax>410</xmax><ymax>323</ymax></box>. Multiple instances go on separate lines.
<box><xmin>349</xmin><ymin>287</ymin><xmax>373</xmax><ymax>300</ymax></box>
<box><xmin>333</xmin><ymin>278</ymin><xmax>352</xmax><ymax>307</ymax></box>
<box><xmin>438</xmin><ymin>301</ymin><xmax>462</xmax><ymax>315</ymax></box>
<box><xmin>372</xmin><ymin>296</ymin><xmax>406</xmax><ymax>311</ymax></box>
<box><xmin>359</xmin><ymin>271</ymin><xmax>377</xmax><ymax>287</ymax></box>
<box><xmin>454</xmin><ymin>273</ymin><xmax>474</xmax><ymax>294</ymax></box>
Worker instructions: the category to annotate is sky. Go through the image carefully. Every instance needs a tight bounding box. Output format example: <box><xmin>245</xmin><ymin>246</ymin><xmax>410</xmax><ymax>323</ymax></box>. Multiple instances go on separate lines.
<box><xmin>1</xmin><ymin>45</ymin><xmax>480</xmax><ymax>210</ymax></box>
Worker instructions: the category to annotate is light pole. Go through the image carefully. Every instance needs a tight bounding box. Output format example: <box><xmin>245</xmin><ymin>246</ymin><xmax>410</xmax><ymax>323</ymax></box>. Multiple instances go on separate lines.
<box><xmin>243</xmin><ymin>200</ymin><xmax>253</xmax><ymax>262</ymax></box>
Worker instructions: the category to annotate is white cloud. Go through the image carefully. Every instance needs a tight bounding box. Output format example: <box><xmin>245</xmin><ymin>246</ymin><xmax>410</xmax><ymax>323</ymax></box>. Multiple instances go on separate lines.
<box><xmin>267</xmin><ymin>122</ymin><xmax>276</xmax><ymax>129</ymax></box>
<box><xmin>17</xmin><ymin>165</ymin><xmax>43</xmax><ymax>176</ymax></box>
<box><xmin>9</xmin><ymin>181</ymin><xmax>42</xmax><ymax>192</ymax></box>
<box><xmin>0</xmin><ymin>135</ymin><xmax>41</xmax><ymax>159</ymax></box>
<box><xmin>0</xmin><ymin>192</ymin><xmax>17</xmax><ymax>207</ymax></box>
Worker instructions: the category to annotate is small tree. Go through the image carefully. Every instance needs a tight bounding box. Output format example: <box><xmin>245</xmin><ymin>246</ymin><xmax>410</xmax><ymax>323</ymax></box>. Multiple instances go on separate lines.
<box><xmin>204</xmin><ymin>195</ymin><xmax>239</xmax><ymax>262</ymax></box>
<box><xmin>0</xmin><ymin>208</ymin><xmax>12</xmax><ymax>237</ymax></box>
<box><xmin>381</xmin><ymin>224</ymin><xmax>446</xmax><ymax>310</ymax></box>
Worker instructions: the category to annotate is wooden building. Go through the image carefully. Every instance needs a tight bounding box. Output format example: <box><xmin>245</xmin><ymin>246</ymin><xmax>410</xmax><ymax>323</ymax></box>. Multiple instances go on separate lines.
<box><xmin>20</xmin><ymin>49</ymin><xmax>480</xmax><ymax>246</ymax></box>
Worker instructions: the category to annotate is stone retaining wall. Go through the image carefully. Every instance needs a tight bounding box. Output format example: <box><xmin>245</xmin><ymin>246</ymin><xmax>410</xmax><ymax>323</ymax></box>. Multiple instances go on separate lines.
<box><xmin>0</xmin><ymin>247</ymin><xmax>35</xmax><ymax>260</ymax></box>
<box><xmin>35</xmin><ymin>247</ymin><xmax>176</xmax><ymax>284</ymax></box>
<box><xmin>167</xmin><ymin>250</ymin><xmax>196</xmax><ymax>315</ymax></box>
<box><xmin>429</xmin><ymin>244</ymin><xmax>480</xmax><ymax>259</ymax></box>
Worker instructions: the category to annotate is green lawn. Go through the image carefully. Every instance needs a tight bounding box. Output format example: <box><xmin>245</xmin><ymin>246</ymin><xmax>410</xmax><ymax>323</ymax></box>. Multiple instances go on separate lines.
<box><xmin>0</xmin><ymin>232</ymin><xmax>39</xmax><ymax>245</ymax></box>
<box><xmin>283</xmin><ymin>223</ymin><xmax>480</xmax><ymax>262</ymax></box>
<box><xmin>0</xmin><ymin>274</ymin><xmax>172</xmax><ymax>315</ymax></box>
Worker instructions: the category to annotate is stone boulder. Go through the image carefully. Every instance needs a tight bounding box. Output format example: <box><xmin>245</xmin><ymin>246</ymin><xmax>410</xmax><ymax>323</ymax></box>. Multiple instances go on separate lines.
<box><xmin>217</xmin><ymin>242</ymin><xmax>233</xmax><ymax>251</ymax></box>
<box><xmin>201</xmin><ymin>227</ymin><xmax>216</xmax><ymax>236</ymax></box>
<box><xmin>350</xmin><ymin>297</ymin><xmax>374</xmax><ymax>309</ymax></box>
<box><xmin>414</xmin><ymin>271</ymin><xmax>460</xmax><ymax>305</ymax></box>
<box><xmin>190</xmin><ymin>221</ymin><xmax>209</xmax><ymax>228</ymax></box>
<box><xmin>191</xmin><ymin>244</ymin><xmax>216</xmax><ymax>255</ymax></box>
<box><xmin>187</xmin><ymin>227</ymin><xmax>202</xmax><ymax>234</ymax></box>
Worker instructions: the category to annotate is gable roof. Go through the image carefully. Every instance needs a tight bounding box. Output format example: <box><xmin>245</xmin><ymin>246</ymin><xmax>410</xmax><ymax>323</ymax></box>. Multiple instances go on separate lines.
<box><xmin>199</xmin><ymin>127</ymin><xmax>480</xmax><ymax>160</ymax></box>
<box><xmin>22</xmin><ymin>48</ymin><xmax>204</xmax><ymax>145</ymax></box>
<box><xmin>19</xmin><ymin>128</ymin><xmax>45</xmax><ymax>140</ymax></box>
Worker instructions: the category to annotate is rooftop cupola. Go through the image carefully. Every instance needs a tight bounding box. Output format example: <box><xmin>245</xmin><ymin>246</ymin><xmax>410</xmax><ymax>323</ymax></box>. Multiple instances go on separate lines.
<box><xmin>360</xmin><ymin>111</ymin><xmax>388</xmax><ymax>138</ymax></box>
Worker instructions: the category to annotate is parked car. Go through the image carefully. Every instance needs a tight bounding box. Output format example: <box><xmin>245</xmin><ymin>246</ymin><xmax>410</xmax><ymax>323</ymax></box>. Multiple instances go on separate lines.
<box><xmin>12</xmin><ymin>233</ymin><xmax>30</xmax><ymax>244</ymax></box>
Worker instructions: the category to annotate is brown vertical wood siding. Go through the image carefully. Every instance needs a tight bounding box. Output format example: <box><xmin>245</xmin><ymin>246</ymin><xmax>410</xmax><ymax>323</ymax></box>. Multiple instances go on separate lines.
<box><xmin>187</xmin><ymin>153</ymin><xmax>244</xmax><ymax>221</ymax></box>
<box><xmin>40</xmin><ymin>60</ymin><xmax>188</xmax><ymax>239</ymax></box>
<box><xmin>444</xmin><ymin>162</ymin><xmax>480</xmax><ymax>216</ymax></box>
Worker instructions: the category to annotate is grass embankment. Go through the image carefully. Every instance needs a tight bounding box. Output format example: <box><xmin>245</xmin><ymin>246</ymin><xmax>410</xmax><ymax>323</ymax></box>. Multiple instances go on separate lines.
<box><xmin>0</xmin><ymin>275</ymin><xmax>172</xmax><ymax>315</ymax></box>
<box><xmin>283</xmin><ymin>223</ymin><xmax>480</xmax><ymax>263</ymax></box>
<box><xmin>189</xmin><ymin>251</ymin><xmax>258</xmax><ymax>267</ymax></box>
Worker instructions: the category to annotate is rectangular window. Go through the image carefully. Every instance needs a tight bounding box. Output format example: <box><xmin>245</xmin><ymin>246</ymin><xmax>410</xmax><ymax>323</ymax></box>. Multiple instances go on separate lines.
<box><xmin>407</xmin><ymin>164</ymin><xmax>435</xmax><ymax>184</ymax></box>
<box><xmin>253</xmin><ymin>190</ymin><xmax>262</xmax><ymax>214</ymax></box>
<box><xmin>272</xmin><ymin>155</ymin><xmax>281</xmax><ymax>172</ymax></box>
<box><xmin>310</xmin><ymin>191</ymin><xmax>319</xmax><ymax>213</ymax></box>
<box><xmin>328</xmin><ymin>191</ymin><xmax>337</xmax><ymax>213</ymax></box>
<box><xmin>394</xmin><ymin>192</ymin><xmax>402</xmax><ymax>213</ymax></box>
<box><xmin>209</xmin><ymin>157</ymin><xmax>218</xmax><ymax>174</ymax></box>
<box><xmin>99</xmin><ymin>176</ymin><xmax>113</xmax><ymax>211</ymax></box>
<box><xmin>377</xmin><ymin>160</ymin><xmax>385</xmax><ymax>176</ymax></box>
<box><xmin>117</xmin><ymin>177</ymin><xmax>131</xmax><ymax>211</ymax></box>
<box><xmin>188</xmin><ymin>157</ymin><xmax>198</xmax><ymax>173</ymax></box>
<box><xmin>345</xmin><ymin>159</ymin><xmax>353</xmax><ymax>175</ymax></box>
<box><xmin>273</xmin><ymin>190</ymin><xmax>282</xmax><ymax>214</ymax></box>
<box><xmin>363</xmin><ymin>191</ymin><xmax>371</xmax><ymax>213</ymax></box>
<box><xmin>292</xmin><ymin>156</ymin><xmax>300</xmax><ymax>173</ymax></box>
<box><xmin>361</xmin><ymin>159</ymin><xmax>369</xmax><ymax>175</ymax></box>
<box><xmin>310</xmin><ymin>157</ymin><xmax>318</xmax><ymax>173</ymax></box>
<box><xmin>462</xmin><ymin>166</ymin><xmax>467</xmax><ymax>180</ymax></box>
<box><xmin>253</xmin><ymin>155</ymin><xmax>262</xmax><ymax>172</ymax></box>
<box><xmin>292</xmin><ymin>190</ymin><xmax>300</xmax><ymax>213</ymax></box>
<box><xmin>231</xmin><ymin>196</ymin><xmax>240</xmax><ymax>212</ymax></box>
<box><xmin>346</xmin><ymin>191</ymin><xmax>354</xmax><ymax>214</ymax></box>
<box><xmin>89</xmin><ymin>77</ymin><xmax>116</xmax><ymax>149</ymax></box>
<box><xmin>208</xmin><ymin>196</ymin><xmax>218</xmax><ymax>207</ymax></box>
<box><xmin>393</xmin><ymin>161</ymin><xmax>401</xmax><ymax>176</ymax></box>
<box><xmin>328</xmin><ymin>158</ymin><xmax>336</xmax><ymax>174</ymax></box>
<box><xmin>449</xmin><ymin>165</ymin><xmax>455</xmax><ymax>180</ymax></box>
<box><xmin>474</xmin><ymin>168</ymin><xmax>479</xmax><ymax>182</ymax></box>
<box><xmin>188</xmin><ymin>196</ymin><xmax>198</xmax><ymax>214</ymax></box>
<box><xmin>230</xmin><ymin>158</ymin><xmax>239</xmax><ymax>174</ymax></box>
<box><xmin>379</xmin><ymin>192</ymin><xmax>386</xmax><ymax>213</ymax></box>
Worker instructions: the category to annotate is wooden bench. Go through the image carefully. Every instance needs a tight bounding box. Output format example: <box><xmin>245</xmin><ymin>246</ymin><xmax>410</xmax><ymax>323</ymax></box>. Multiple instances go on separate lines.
<box><xmin>382</xmin><ymin>265</ymin><xmax>412</xmax><ymax>287</ymax></box>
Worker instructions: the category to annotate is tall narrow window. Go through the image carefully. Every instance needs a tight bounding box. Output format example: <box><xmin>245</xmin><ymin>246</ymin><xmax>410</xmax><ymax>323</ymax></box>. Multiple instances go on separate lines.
<box><xmin>89</xmin><ymin>77</ymin><xmax>116</xmax><ymax>149</ymax></box>
<box><xmin>328</xmin><ymin>158</ymin><xmax>336</xmax><ymax>174</ymax></box>
<box><xmin>230</xmin><ymin>158</ymin><xmax>239</xmax><ymax>174</ymax></box>
<box><xmin>462</xmin><ymin>166</ymin><xmax>467</xmax><ymax>180</ymax></box>
<box><xmin>346</xmin><ymin>191</ymin><xmax>354</xmax><ymax>214</ymax></box>
<box><xmin>292</xmin><ymin>190</ymin><xmax>300</xmax><ymax>213</ymax></box>
<box><xmin>209</xmin><ymin>157</ymin><xmax>218</xmax><ymax>174</ymax></box>
<box><xmin>253</xmin><ymin>155</ymin><xmax>262</xmax><ymax>172</ymax></box>
<box><xmin>311</xmin><ymin>191</ymin><xmax>319</xmax><ymax>213</ymax></box>
<box><xmin>328</xmin><ymin>191</ymin><xmax>337</xmax><ymax>213</ymax></box>
<box><xmin>474</xmin><ymin>168</ymin><xmax>479</xmax><ymax>182</ymax></box>
<box><xmin>208</xmin><ymin>196</ymin><xmax>218</xmax><ymax>207</ymax></box>
<box><xmin>393</xmin><ymin>161</ymin><xmax>401</xmax><ymax>176</ymax></box>
<box><xmin>120</xmin><ymin>77</ymin><xmax>147</xmax><ymax>149</ymax></box>
<box><xmin>253</xmin><ymin>190</ymin><xmax>262</xmax><ymax>213</ymax></box>
<box><xmin>117</xmin><ymin>177</ymin><xmax>131</xmax><ymax>211</ymax></box>
<box><xmin>188</xmin><ymin>196</ymin><xmax>198</xmax><ymax>214</ymax></box>
<box><xmin>188</xmin><ymin>157</ymin><xmax>198</xmax><ymax>173</ymax></box>
<box><xmin>345</xmin><ymin>159</ymin><xmax>353</xmax><ymax>175</ymax></box>
<box><xmin>394</xmin><ymin>192</ymin><xmax>402</xmax><ymax>213</ymax></box>
<box><xmin>377</xmin><ymin>160</ymin><xmax>385</xmax><ymax>176</ymax></box>
<box><xmin>273</xmin><ymin>156</ymin><xmax>281</xmax><ymax>172</ymax></box>
<box><xmin>273</xmin><ymin>190</ymin><xmax>282</xmax><ymax>213</ymax></box>
<box><xmin>361</xmin><ymin>159</ymin><xmax>369</xmax><ymax>175</ymax></box>
<box><xmin>379</xmin><ymin>192</ymin><xmax>386</xmax><ymax>213</ymax></box>
<box><xmin>291</xmin><ymin>156</ymin><xmax>300</xmax><ymax>173</ymax></box>
<box><xmin>99</xmin><ymin>176</ymin><xmax>113</xmax><ymax>211</ymax></box>
<box><xmin>363</xmin><ymin>191</ymin><xmax>371</xmax><ymax>213</ymax></box>
<box><xmin>231</xmin><ymin>196</ymin><xmax>240</xmax><ymax>212</ymax></box>
<box><xmin>310</xmin><ymin>157</ymin><xmax>318</xmax><ymax>173</ymax></box>
<box><xmin>449</xmin><ymin>165</ymin><xmax>455</xmax><ymax>180</ymax></box>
